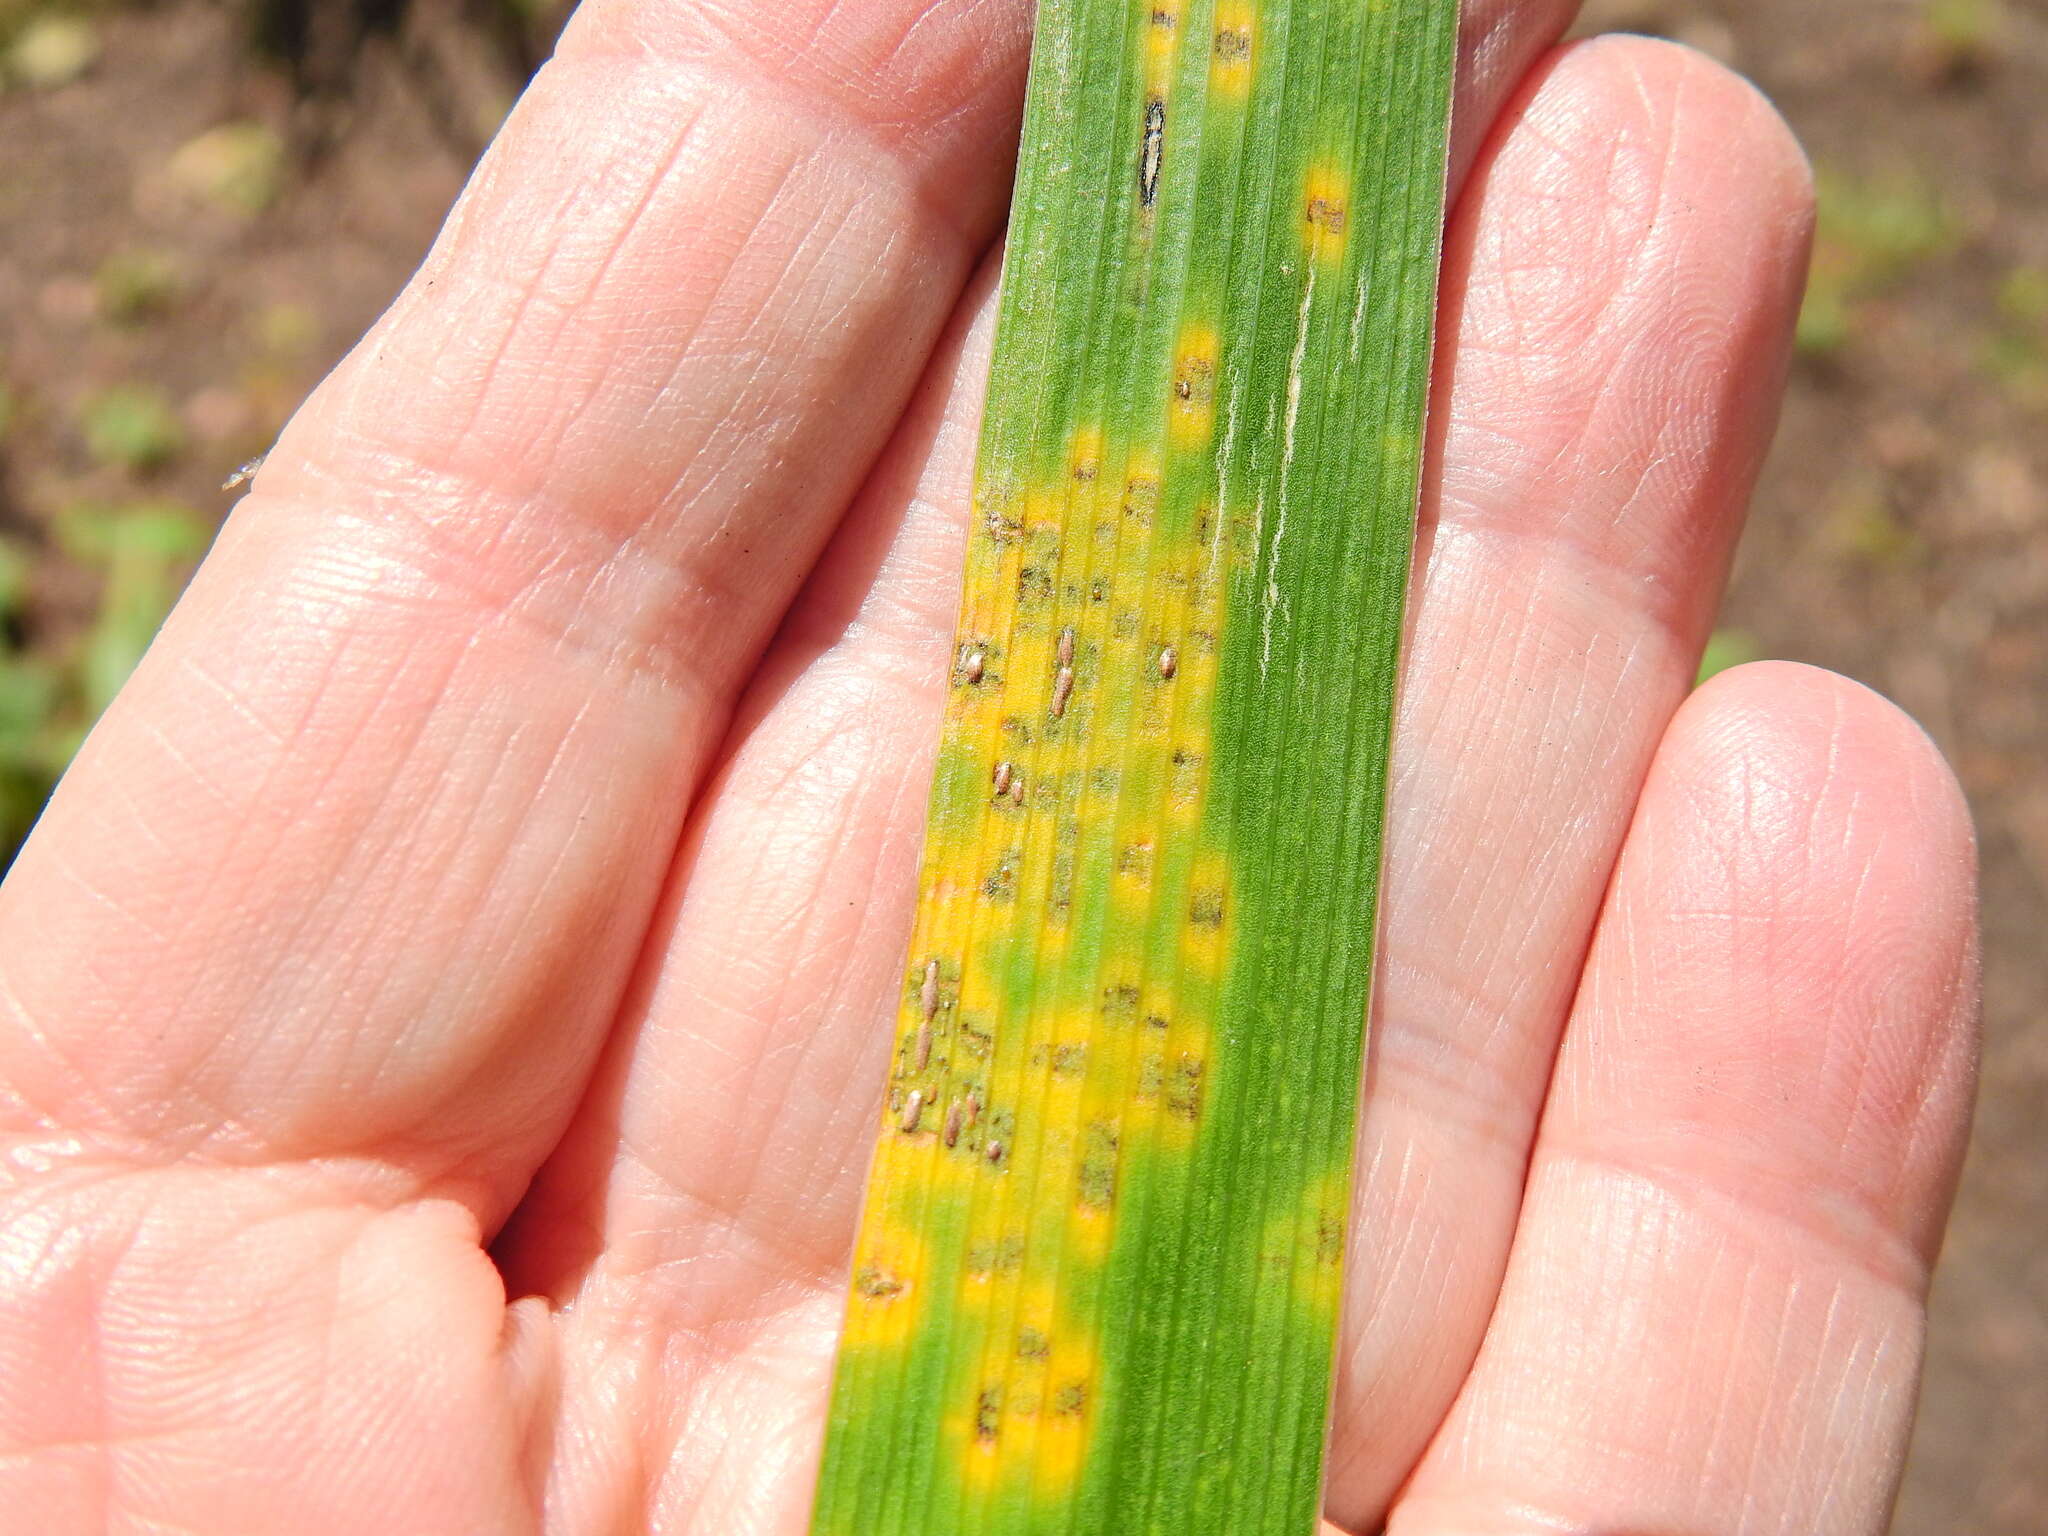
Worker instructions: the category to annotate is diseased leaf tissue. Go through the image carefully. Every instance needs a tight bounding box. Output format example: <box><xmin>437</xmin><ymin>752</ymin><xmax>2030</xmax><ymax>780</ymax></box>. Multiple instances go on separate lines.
<box><xmin>812</xmin><ymin>2</ymin><xmax>1459</xmax><ymax>1531</ymax></box>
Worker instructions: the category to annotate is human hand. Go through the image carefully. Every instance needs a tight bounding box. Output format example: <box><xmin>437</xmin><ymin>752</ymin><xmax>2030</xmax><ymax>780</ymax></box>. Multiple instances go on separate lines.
<box><xmin>0</xmin><ymin>2</ymin><xmax>1979</xmax><ymax>1532</ymax></box>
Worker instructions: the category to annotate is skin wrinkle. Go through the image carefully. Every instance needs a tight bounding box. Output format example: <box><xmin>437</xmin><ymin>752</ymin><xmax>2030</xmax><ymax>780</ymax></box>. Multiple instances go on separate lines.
<box><xmin>1377</xmin><ymin>615</ymin><xmax>1668</xmax><ymax>1061</ymax></box>
<box><xmin>1651</xmin><ymin>691</ymin><xmax>1972</xmax><ymax>1146</ymax></box>
<box><xmin>474</xmin><ymin>121</ymin><xmax>735</xmax><ymax>485</ymax></box>
<box><xmin>642</xmin><ymin>31</ymin><xmax>1012</xmax><ymax>254</ymax></box>
<box><xmin>279</xmin><ymin>327</ymin><xmax>848</xmax><ymax>697</ymax></box>
<box><xmin>561</xmin><ymin>655</ymin><xmax>921</xmax><ymax>1277</ymax></box>
<box><xmin>570</xmin><ymin>0</ymin><xmax>1027</xmax><ymax>192</ymax></box>
<box><xmin>346</xmin><ymin>101</ymin><xmax>730</xmax><ymax>490</ymax></box>
<box><xmin>164</xmin><ymin>663</ymin><xmax>543</xmax><ymax>1143</ymax></box>
<box><xmin>247</xmin><ymin>63</ymin><xmax>966</xmax><ymax>700</ymax></box>
<box><xmin>606</xmin><ymin>1163</ymin><xmax>825</xmax><ymax>1301</ymax></box>
<box><xmin>1541</xmin><ymin>1137</ymin><xmax>1931</xmax><ymax>1299</ymax></box>
<box><xmin>129</xmin><ymin>557</ymin><xmax>528</xmax><ymax>1011</ymax></box>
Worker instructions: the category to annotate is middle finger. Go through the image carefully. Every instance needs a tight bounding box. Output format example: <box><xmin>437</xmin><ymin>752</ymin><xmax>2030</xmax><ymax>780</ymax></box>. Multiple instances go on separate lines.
<box><xmin>1322</xmin><ymin>33</ymin><xmax>1813</xmax><ymax>1527</ymax></box>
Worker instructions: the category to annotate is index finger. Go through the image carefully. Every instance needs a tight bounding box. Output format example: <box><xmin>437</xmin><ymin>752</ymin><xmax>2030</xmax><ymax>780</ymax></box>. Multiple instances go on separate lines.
<box><xmin>0</xmin><ymin>0</ymin><xmax>1028</xmax><ymax>1206</ymax></box>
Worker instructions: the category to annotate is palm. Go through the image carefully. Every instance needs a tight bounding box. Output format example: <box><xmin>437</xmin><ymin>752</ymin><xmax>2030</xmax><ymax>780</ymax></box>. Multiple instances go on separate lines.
<box><xmin>0</xmin><ymin>2</ymin><xmax>1977</xmax><ymax>1533</ymax></box>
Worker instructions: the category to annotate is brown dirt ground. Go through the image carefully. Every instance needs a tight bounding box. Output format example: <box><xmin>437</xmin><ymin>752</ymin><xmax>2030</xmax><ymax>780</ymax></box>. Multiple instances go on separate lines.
<box><xmin>1</xmin><ymin>1</ymin><xmax>2042</xmax><ymax>1530</ymax></box>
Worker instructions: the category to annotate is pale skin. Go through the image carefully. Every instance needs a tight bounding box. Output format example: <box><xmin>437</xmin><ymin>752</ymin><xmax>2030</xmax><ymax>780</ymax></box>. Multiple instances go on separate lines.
<box><xmin>0</xmin><ymin>1</ymin><xmax>1982</xmax><ymax>1531</ymax></box>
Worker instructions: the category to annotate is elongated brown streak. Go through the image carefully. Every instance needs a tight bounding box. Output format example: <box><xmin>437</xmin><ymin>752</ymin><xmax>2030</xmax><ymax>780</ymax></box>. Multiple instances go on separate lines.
<box><xmin>1140</xmin><ymin>98</ymin><xmax>1164</xmax><ymax>208</ymax></box>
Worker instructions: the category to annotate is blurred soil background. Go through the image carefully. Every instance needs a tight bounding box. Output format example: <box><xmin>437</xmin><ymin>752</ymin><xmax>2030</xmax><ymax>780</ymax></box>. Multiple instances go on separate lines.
<box><xmin>0</xmin><ymin>0</ymin><xmax>2041</xmax><ymax>1529</ymax></box>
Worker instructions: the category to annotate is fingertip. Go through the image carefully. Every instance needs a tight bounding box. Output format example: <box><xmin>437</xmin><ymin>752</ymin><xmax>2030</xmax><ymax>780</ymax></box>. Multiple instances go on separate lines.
<box><xmin>1571</xmin><ymin>31</ymin><xmax>1815</xmax><ymax>224</ymax></box>
<box><xmin>1682</xmin><ymin>658</ymin><xmax>1978</xmax><ymax>889</ymax></box>
<box><xmin>1470</xmin><ymin>30</ymin><xmax>1816</xmax><ymax>322</ymax></box>
<box><xmin>1433</xmin><ymin>29</ymin><xmax>1818</xmax><ymax>622</ymax></box>
<box><xmin>1609</xmin><ymin>658</ymin><xmax>1981</xmax><ymax>1267</ymax></box>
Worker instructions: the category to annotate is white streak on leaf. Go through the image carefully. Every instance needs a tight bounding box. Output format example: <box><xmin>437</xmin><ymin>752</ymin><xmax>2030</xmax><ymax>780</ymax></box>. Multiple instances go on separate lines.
<box><xmin>1263</xmin><ymin>273</ymin><xmax>1316</xmax><ymax>677</ymax></box>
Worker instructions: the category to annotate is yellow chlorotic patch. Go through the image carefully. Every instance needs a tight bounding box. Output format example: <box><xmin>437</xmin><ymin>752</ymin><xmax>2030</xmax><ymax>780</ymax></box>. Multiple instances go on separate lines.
<box><xmin>1067</xmin><ymin>1199</ymin><xmax>1115</xmax><ymax>1265</ymax></box>
<box><xmin>1257</xmin><ymin>1171</ymin><xmax>1351</xmax><ymax>1319</ymax></box>
<box><xmin>1303</xmin><ymin>161</ymin><xmax>1351</xmax><ymax>267</ymax></box>
<box><xmin>843</xmin><ymin>1210</ymin><xmax>932</xmax><ymax>1350</ymax></box>
<box><xmin>1168</xmin><ymin>323</ymin><xmax>1221</xmax><ymax>450</ymax></box>
<box><xmin>1067</xmin><ymin>423</ymin><xmax>1106</xmax><ymax>484</ymax></box>
<box><xmin>950</xmin><ymin>1275</ymin><xmax>1103</xmax><ymax>1498</ymax></box>
<box><xmin>1145</xmin><ymin>1</ymin><xmax>1182</xmax><ymax>98</ymax></box>
<box><xmin>1182</xmin><ymin>920</ymin><xmax>1227</xmax><ymax>979</ymax></box>
<box><xmin>842</xmin><ymin>404</ymin><xmax>1239</xmax><ymax>1504</ymax></box>
<box><xmin>1211</xmin><ymin>2</ymin><xmax>1256</xmax><ymax>99</ymax></box>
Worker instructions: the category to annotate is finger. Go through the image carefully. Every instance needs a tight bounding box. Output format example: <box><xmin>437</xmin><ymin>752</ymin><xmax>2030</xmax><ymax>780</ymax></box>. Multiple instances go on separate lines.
<box><xmin>1324</xmin><ymin>37</ymin><xmax>1817</xmax><ymax>1523</ymax></box>
<box><xmin>0</xmin><ymin>0</ymin><xmax>1030</xmax><ymax>1201</ymax></box>
<box><xmin>1386</xmin><ymin>664</ymin><xmax>1980</xmax><ymax>1536</ymax></box>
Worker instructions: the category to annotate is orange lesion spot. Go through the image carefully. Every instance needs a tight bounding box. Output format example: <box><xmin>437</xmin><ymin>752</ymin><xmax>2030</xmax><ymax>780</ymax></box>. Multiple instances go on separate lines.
<box><xmin>953</xmin><ymin>1383</ymin><xmax>1006</xmax><ymax>1492</ymax></box>
<box><xmin>1163</xmin><ymin>1049</ymin><xmax>1206</xmax><ymax>1130</ymax></box>
<box><xmin>1303</xmin><ymin>160</ymin><xmax>1351</xmax><ymax>267</ymax></box>
<box><xmin>1033</xmin><ymin>1369</ymin><xmax>1092</xmax><ymax>1493</ymax></box>
<box><xmin>1128</xmin><ymin>1005</ymin><xmax>1210</xmax><ymax>1146</ymax></box>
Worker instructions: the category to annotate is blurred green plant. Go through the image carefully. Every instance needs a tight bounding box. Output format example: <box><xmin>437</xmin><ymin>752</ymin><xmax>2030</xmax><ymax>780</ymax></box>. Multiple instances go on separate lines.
<box><xmin>58</xmin><ymin>500</ymin><xmax>213</xmax><ymax>713</ymax></box>
<box><xmin>0</xmin><ymin>500</ymin><xmax>212</xmax><ymax>863</ymax></box>
<box><xmin>79</xmin><ymin>382</ymin><xmax>185</xmax><ymax>472</ymax></box>
<box><xmin>3</xmin><ymin>13</ymin><xmax>98</xmax><ymax>90</ymax></box>
<box><xmin>1825</xmin><ymin>469</ymin><xmax>1927</xmax><ymax>568</ymax></box>
<box><xmin>1981</xmin><ymin>264</ymin><xmax>2048</xmax><ymax>408</ymax></box>
<box><xmin>166</xmin><ymin>120</ymin><xmax>286</xmax><ymax>216</ymax></box>
<box><xmin>96</xmin><ymin>248</ymin><xmax>187</xmax><ymax>326</ymax></box>
<box><xmin>253</xmin><ymin>299</ymin><xmax>319</xmax><ymax>358</ymax></box>
<box><xmin>1998</xmin><ymin>265</ymin><xmax>2048</xmax><ymax>326</ymax></box>
<box><xmin>1914</xmin><ymin>0</ymin><xmax>2006</xmax><ymax>73</ymax></box>
<box><xmin>1696</xmin><ymin>629</ymin><xmax>1762</xmax><ymax>685</ymax></box>
<box><xmin>1799</xmin><ymin>167</ymin><xmax>1958</xmax><ymax>356</ymax></box>
<box><xmin>0</xmin><ymin>540</ymin><xmax>74</xmax><ymax>866</ymax></box>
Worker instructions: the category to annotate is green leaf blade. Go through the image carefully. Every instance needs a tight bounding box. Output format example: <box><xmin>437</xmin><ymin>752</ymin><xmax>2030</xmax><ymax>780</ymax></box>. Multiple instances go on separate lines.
<box><xmin>814</xmin><ymin>2</ymin><xmax>1458</xmax><ymax>1531</ymax></box>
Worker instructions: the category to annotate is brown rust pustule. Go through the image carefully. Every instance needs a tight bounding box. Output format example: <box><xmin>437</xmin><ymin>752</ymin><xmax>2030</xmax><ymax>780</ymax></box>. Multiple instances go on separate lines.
<box><xmin>1051</xmin><ymin>666</ymin><xmax>1075</xmax><ymax>720</ymax></box>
